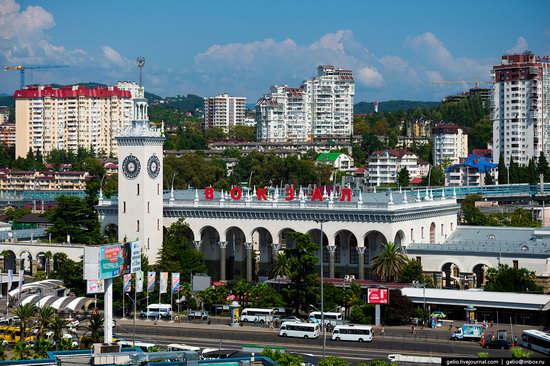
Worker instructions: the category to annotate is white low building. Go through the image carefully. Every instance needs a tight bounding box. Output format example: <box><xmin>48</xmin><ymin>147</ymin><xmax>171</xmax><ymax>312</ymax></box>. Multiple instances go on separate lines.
<box><xmin>368</xmin><ymin>149</ymin><xmax>419</xmax><ymax>186</ymax></box>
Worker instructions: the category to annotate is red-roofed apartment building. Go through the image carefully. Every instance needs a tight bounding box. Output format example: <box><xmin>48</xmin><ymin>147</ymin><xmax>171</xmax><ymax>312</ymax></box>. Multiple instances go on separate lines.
<box><xmin>14</xmin><ymin>84</ymin><xmax>134</xmax><ymax>158</ymax></box>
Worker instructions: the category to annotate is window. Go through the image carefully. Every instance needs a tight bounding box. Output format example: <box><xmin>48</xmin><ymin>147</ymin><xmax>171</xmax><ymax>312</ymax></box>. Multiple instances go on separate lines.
<box><xmin>157</xmin><ymin>183</ymin><xmax>160</xmax><ymax>195</ymax></box>
<box><xmin>123</xmin><ymin>201</ymin><xmax>126</xmax><ymax>213</ymax></box>
<box><xmin>416</xmin><ymin>256</ymin><xmax>421</xmax><ymax>264</ymax></box>
<box><xmin>513</xmin><ymin>260</ymin><xmax>518</xmax><ymax>270</ymax></box>
<box><xmin>421</xmin><ymin>227</ymin><xmax>424</xmax><ymax>239</ymax></box>
<box><xmin>137</xmin><ymin>184</ymin><xmax>140</xmax><ymax>196</ymax></box>
<box><xmin>411</xmin><ymin>228</ymin><xmax>414</xmax><ymax>242</ymax></box>
<box><xmin>137</xmin><ymin>220</ymin><xmax>140</xmax><ymax>232</ymax></box>
<box><xmin>147</xmin><ymin>202</ymin><xmax>150</xmax><ymax>213</ymax></box>
<box><xmin>441</xmin><ymin>224</ymin><xmax>444</xmax><ymax>236</ymax></box>
<box><xmin>147</xmin><ymin>238</ymin><xmax>150</xmax><ymax>250</ymax></box>
<box><xmin>157</xmin><ymin>219</ymin><xmax>160</xmax><ymax>231</ymax></box>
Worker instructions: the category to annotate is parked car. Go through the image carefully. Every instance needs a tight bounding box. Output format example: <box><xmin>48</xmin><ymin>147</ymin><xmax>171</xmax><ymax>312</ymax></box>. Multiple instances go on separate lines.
<box><xmin>279</xmin><ymin>316</ymin><xmax>303</xmax><ymax>324</ymax></box>
<box><xmin>483</xmin><ymin>338</ymin><xmax>511</xmax><ymax>350</ymax></box>
<box><xmin>188</xmin><ymin>310</ymin><xmax>208</xmax><ymax>320</ymax></box>
<box><xmin>140</xmin><ymin>304</ymin><xmax>172</xmax><ymax>319</ymax></box>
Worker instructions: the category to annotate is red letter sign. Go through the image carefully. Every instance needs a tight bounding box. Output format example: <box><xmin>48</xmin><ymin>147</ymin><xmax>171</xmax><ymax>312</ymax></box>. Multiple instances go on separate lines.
<box><xmin>256</xmin><ymin>187</ymin><xmax>268</xmax><ymax>201</ymax></box>
<box><xmin>285</xmin><ymin>187</ymin><xmax>294</xmax><ymax>201</ymax></box>
<box><xmin>339</xmin><ymin>188</ymin><xmax>352</xmax><ymax>202</ymax></box>
<box><xmin>230</xmin><ymin>187</ymin><xmax>242</xmax><ymax>200</ymax></box>
<box><xmin>311</xmin><ymin>187</ymin><xmax>323</xmax><ymax>202</ymax></box>
<box><xmin>204</xmin><ymin>187</ymin><xmax>214</xmax><ymax>200</ymax></box>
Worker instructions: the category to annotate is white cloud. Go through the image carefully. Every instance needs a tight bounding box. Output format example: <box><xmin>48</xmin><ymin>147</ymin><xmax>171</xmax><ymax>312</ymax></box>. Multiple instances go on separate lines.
<box><xmin>0</xmin><ymin>0</ymin><xmax>54</xmax><ymax>39</ymax></box>
<box><xmin>101</xmin><ymin>46</ymin><xmax>128</xmax><ymax>67</ymax></box>
<box><xmin>506</xmin><ymin>36</ymin><xmax>528</xmax><ymax>54</ymax></box>
<box><xmin>357</xmin><ymin>67</ymin><xmax>384</xmax><ymax>87</ymax></box>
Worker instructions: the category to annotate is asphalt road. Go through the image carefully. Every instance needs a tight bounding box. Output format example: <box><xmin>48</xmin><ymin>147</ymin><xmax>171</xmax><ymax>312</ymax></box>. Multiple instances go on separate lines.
<box><xmin>114</xmin><ymin>319</ymin><xmax>514</xmax><ymax>362</ymax></box>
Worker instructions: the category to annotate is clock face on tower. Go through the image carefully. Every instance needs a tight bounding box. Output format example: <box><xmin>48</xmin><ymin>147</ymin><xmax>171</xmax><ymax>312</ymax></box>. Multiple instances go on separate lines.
<box><xmin>147</xmin><ymin>155</ymin><xmax>161</xmax><ymax>179</ymax></box>
<box><xmin>122</xmin><ymin>155</ymin><xmax>141</xmax><ymax>179</ymax></box>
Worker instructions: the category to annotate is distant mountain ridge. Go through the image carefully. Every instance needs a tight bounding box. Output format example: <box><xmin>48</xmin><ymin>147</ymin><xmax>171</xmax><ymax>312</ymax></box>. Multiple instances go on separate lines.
<box><xmin>354</xmin><ymin>100</ymin><xmax>440</xmax><ymax>114</ymax></box>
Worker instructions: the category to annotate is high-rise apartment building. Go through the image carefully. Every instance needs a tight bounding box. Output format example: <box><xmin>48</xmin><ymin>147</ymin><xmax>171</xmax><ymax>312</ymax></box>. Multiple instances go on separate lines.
<box><xmin>14</xmin><ymin>84</ymin><xmax>134</xmax><ymax>158</ymax></box>
<box><xmin>203</xmin><ymin>93</ymin><xmax>246</xmax><ymax>133</ymax></box>
<box><xmin>256</xmin><ymin>65</ymin><xmax>354</xmax><ymax>142</ymax></box>
<box><xmin>492</xmin><ymin>51</ymin><xmax>550</xmax><ymax>165</ymax></box>
<box><xmin>431</xmin><ymin>123</ymin><xmax>468</xmax><ymax>166</ymax></box>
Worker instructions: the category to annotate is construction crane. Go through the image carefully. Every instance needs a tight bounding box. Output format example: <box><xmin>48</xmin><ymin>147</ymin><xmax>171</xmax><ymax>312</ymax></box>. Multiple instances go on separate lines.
<box><xmin>4</xmin><ymin>64</ymin><xmax>70</xmax><ymax>89</ymax></box>
<box><xmin>432</xmin><ymin>80</ymin><xmax>492</xmax><ymax>89</ymax></box>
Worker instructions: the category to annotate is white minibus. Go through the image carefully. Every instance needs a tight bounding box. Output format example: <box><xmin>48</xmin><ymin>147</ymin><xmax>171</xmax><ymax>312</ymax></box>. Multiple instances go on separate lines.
<box><xmin>117</xmin><ymin>340</ymin><xmax>157</xmax><ymax>352</ymax></box>
<box><xmin>140</xmin><ymin>303</ymin><xmax>172</xmax><ymax>319</ymax></box>
<box><xmin>308</xmin><ymin>311</ymin><xmax>343</xmax><ymax>325</ymax></box>
<box><xmin>279</xmin><ymin>321</ymin><xmax>320</xmax><ymax>339</ymax></box>
<box><xmin>166</xmin><ymin>343</ymin><xmax>202</xmax><ymax>353</ymax></box>
<box><xmin>240</xmin><ymin>308</ymin><xmax>275</xmax><ymax>323</ymax></box>
<box><xmin>331</xmin><ymin>324</ymin><xmax>373</xmax><ymax>342</ymax></box>
<box><xmin>521</xmin><ymin>329</ymin><xmax>550</xmax><ymax>355</ymax></box>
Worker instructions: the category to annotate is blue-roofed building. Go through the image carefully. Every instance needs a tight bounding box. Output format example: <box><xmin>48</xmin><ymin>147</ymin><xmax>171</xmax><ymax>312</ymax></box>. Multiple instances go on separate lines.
<box><xmin>445</xmin><ymin>154</ymin><xmax>498</xmax><ymax>187</ymax></box>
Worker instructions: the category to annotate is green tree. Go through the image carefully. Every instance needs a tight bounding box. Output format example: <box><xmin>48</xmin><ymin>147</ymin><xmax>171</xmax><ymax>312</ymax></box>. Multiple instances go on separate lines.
<box><xmin>371</xmin><ymin>242</ymin><xmax>408</xmax><ymax>282</ymax></box>
<box><xmin>498</xmin><ymin>153</ymin><xmax>507</xmax><ymax>184</ymax></box>
<box><xmin>228</xmin><ymin>125</ymin><xmax>256</xmax><ymax>141</ymax></box>
<box><xmin>49</xmin><ymin>315</ymin><xmax>70</xmax><ymax>350</ymax></box>
<box><xmin>14</xmin><ymin>303</ymin><xmax>37</xmax><ymax>341</ymax></box>
<box><xmin>157</xmin><ymin>219</ymin><xmax>207</xmax><ymax>278</ymax></box>
<box><xmin>36</xmin><ymin>306</ymin><xmax>56</xmax><ymax>338</ymax></box>
<box><xmin>461</xmin><ymin>194</ymin><xmax>487</xmax><ymax>225</ymax></box>
<box><xmin>361</xmin><ymin>132</ymin><xmax>383</xmax><ymax>158</ymax></box>
<box><xmin>270</xmin><ymin>253</ymin><xmax>291</xmax><ymax>278</ymax></box>
<box><xmin>421</xmin><ymin>166</ymin><xmax>445</xmax><ymax>186</ymax></box>
<box><xmin>0</xmin><ymin>342</ymin><xmax>5</xmax><ymax>360</ymax></box>
<box><xmin>318</xmin><ymin>356</ymin><xmax>350</xmax><ymax>366</ymax></box>
<box><xmin>261</xmin><ymin>349</ymin><xmax>303</xmax><ymax>366</ymax></box>
<box><xmin>382</xmin><ymin>290</ymin><xmax>414</xmax><ymax>325</ymax></box>
<box><xmin>85</xmin><ymin>311</ymin><xmax>104</xmax><ymax>343</ymax></box>
<box><xmin>538</xmin><ymin>152</ymin><xmax>550</xmax><ymax>182</ymax></box>
<box><xmin>484</xmin><ymin>173</ymin><xmax>494</xmax><ymax>186</ymax></box>
<box><xmin>397</xmin><ymin>167</ymin><xmax>410</xmax><ymax>187</ymax></box>
<box><xmin>4</xmin><ymin>207</ymin><xmax>31</xmax><ymax>222</ymax></box>
<box><xmin>251</xmin><ymin>283</ymin><xmax>285</xmax><ymax>308</ymax></box>
<box><xmin>197</xmin><ymin>286</ymin><xmax>228</xmax><ymax>310</ymax></box>
<box><xmin>46</xmin><ymin>196</ymin><xmax>102</xmax><ymax>244</ymax></box>
<box><xmin>12</xmin><ymin>341</ymin><xmax>32</xmax><ymax>360</ymax></box>
<box><xmin>511</xmin><ymin>347</ymin><xmax>533</xmax><ymax>359</ymax></box>
<box><xmin>399</xmin><ymin>260</ymin><xmax>424</xmax><ymax>284</ymax></box>
<box><xmin>284</xmin><ymin>232</ymin><xmax>320</xmax><ymax>314</ymax></box>
<box><xmin>484</xmin><ymin>265</ymin><xmax>541</xmax><ymax>293</ymax></box>
<box><xmin>33</xmin><ymin>337</ymin><xmax>53</xmax><ymax>358</ymax></box>
<box><xmin>50</xmin><ymin>253</ymin><xmax>85</xmax><ymax>296</ymax></box>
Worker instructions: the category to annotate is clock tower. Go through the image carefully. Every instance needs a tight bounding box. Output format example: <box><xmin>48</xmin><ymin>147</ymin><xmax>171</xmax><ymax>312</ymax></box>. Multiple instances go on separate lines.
<box><xmin>116</xmin><ymin>57</ymin><xmax>165</xmax><ymax>261</ymax></box>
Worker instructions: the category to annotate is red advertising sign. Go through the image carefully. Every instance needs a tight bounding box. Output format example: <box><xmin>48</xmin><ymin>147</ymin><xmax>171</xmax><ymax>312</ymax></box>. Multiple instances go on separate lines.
<box><xmin>367</xmin><ymin>288</ymin><xmax>389</xmax><ymax>304</ymax></box>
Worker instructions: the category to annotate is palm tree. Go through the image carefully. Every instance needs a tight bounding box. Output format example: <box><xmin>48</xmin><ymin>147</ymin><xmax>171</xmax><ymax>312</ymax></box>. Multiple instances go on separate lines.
<box><xmin>14</xmin><ymin>303</ymin><xmax>38</xmax><ymax>341</ymax></box>
<box><xmin>49</xmin><ymin>315</ymin><xmax>69</xmax><ymax>351</ymax></box>
<box><xmin>370</xmin><ymin>241</ymin><xmax>408</xmax><ymax>282</ymax></box>
<box><xmin>0</xmin><ymin>250</ymin><xmax>9</xmax><ymax>272</ymax></box>
<box><xmin>0</xmin><ymin>342</ymin><xmax>6</xmax><ymax>361</ymax></box>
<box><xmin>85</xmin><ymin>311</ymin><xmax>104</xmax><ymax>343</ymax></box>
<box><xmin>12</xmin><ymin>340</ymin><xmax>31</xmax><ymax>360</ymax></box>
<box><xmin>36</xmin><ymin>306</ymin><xmax>56</xmax><ymax>338</ymax></box>
<box><xmin>33</xmin><ymin>337</ymin><xmax>53</xmax><ymax>358</ymax></box>
<box><xmin>270</xmin><ymin>252</ymin><xmax>291</xmax><ymax>278</ymax></box>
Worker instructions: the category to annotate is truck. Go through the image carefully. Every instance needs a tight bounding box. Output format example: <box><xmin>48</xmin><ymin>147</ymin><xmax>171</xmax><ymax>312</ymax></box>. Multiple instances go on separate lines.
<box><xmin>450</xmin><ymin>324</ymin><xmax>483</xmax><ymax>341</ymax></box>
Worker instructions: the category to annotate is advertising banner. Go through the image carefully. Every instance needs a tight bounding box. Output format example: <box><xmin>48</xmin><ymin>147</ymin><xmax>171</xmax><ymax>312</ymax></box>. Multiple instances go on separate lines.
<box><xmin>171</xmin><ymin>273</ymin><xmax>180</xmax><ymax>294</ymax></box>
<box><xmin>130</xmin><ymin>241</ymin><xmax>141</xmax><ymax>273</ymax></box>
<box><xmin>7</xmin><ymin>269</ymin><xmax>13</xmax><ymax>291</ymax></box>
<box><xmin>367</xmin><ymin>288</ymin><xmax>389</xmax><ymax>304</ymax></box>
<box><xmin>147</xmin><ymin>272</ymin><xmax>156</xmax><ymax>293</ymax></box>
<box><xmin>99</xmin><ymin>244</ymin><xmax>124</xmax><ymax>279</ymax></box>
<box><xmin>123</xmin><ymin>274</ymin><xmax>132</xmax><ymax>293</ymax></box>
<box><xmin>159</xmin><ymin>272</ymin><xmax>168</xmax><ymax>294</ymax></box>
<box><xmin>87</xmin><ymin>279</ymin><xmax>105</xmax><ymax>294</ymax></box>
<box><xmin>135</xmin><ymin>271</ymin><xmax>144</xmax><ymax>293</ymax></box>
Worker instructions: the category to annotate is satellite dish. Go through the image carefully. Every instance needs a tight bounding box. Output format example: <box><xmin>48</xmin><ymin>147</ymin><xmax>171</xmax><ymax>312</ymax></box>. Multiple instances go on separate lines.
<box><xmin>136</xmin><ymin>57</ymin><xmax>145</xmax><ymax>68</ymax></box>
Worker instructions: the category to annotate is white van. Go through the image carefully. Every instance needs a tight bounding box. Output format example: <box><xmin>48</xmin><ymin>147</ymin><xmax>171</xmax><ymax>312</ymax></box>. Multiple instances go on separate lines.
<box><xmin>331</xmin><ymin>324</ymin><xmax>373</xmax><ymax>342</ymax></box>
<box><xmin>140</xmin><ymin>304</ymin><xmax>172</xmax><ymax>319</ymax></box>
<box><xmin>279</xmin><ymin>321</ymin><xmax>320</xmax><ymax>339</ymax></box>
<box><xmin>117</xmin><ymin>340</ymin><xmax>157</xmax><ymax>352</ymax></box>
<box><xmin>240</xmin><ymin>308</ymin><xmax>275</xmax><ymax>323</ymax></box>
<box><xmin>166</xmin><ymin>343</ymin><xmax>202</xmax><ymax>353</ymax></box>
<box><xmin>308</xmin><ymin>311</ymin><xmax>343</xmax><ymax>325</ymax></box>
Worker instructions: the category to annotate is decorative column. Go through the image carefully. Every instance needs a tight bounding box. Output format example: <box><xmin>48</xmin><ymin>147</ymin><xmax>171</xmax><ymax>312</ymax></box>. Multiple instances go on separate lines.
<box><xmin>356</xmin><ymin>247</ymin><xmax>366</xmax><ymax>280</ymax></box>
<box><xmin>244</xmin><ymin>242</ymin><xmax>254</xmax><ymax>282</ymax></box>
<box><xmin>218</xmin><ymin>241</ymin><xmax>227</xmax><ymax>281</ymax></box>
<box><xmin>271</xmin><ymin>243</ymin><xmax>282</xmax><ymax>258</ymax></box>
<box><xmin>327</xmin><ymin>245</ymin><xmax>336</xmax><ymax>278</ymax></box>
<box><xmin>193</xmin><ymin>240</ymin><xmax>202</xmax><ymax>251</ymax></box>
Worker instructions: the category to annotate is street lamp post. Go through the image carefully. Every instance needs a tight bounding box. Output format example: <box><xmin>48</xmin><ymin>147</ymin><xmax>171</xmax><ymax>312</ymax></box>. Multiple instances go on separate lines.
<box><xmin>315</xmin><ymin>218</ymin><xmax>327</xmax><ymax>359</ymax></box>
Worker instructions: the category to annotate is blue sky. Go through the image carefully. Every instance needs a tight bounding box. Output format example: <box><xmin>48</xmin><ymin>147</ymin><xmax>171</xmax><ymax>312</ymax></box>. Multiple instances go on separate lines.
<box><xmin>1</xmin><ymin>0</ymin><xmax>549</xmax><ymax>102</ymax></box>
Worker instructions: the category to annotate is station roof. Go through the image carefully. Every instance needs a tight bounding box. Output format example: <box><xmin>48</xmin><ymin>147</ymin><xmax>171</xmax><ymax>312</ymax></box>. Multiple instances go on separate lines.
<box><xmin>401</xmin><ymin>287</ymin><xmax>550</xmax><ymax>311</ymax></box>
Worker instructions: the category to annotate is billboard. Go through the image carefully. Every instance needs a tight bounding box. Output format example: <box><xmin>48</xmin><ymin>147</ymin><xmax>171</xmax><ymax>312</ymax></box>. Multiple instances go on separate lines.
<box><xmin>87</xmin><ymin>279</ymin><xmax>105</xmax><ymax>294</ymax></box>
<box><xmin>367</xmin><ymin>288</ymin><xmax>389</xmax><ymax>304</ymax></box>
<box><xmin>84</xmin><ymin>242</ymin><xmax>141</xmax><ymax>280</ymax></box>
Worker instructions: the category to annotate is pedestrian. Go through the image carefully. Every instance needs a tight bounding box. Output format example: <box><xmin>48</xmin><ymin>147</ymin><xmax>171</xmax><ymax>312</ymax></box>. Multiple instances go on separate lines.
<box><xmin>380</xmin><ymin>324</ymin><xmax>385</xmax><ymax>337</ymax></box>
<box><xmin>411</xmin><ymin>323</ymin><xmax>414</xmax><ymax>334</ymax></box>
<box><xmin>481</xmin><ymin>332</ymin><xmax>485</xmax><ymax>348</ymax></box>
<box><xmin>489</xmin><ymin>320</ymin><xmax>493</xmax><ymax>328</ymax></box>
<box><xmin>413</xmin><ymin>325</ymin><xmax>417</xmax><ymax>336</ymax></box>
<box><xmin>490</xmin><ymin>332</ymin><xmax>495</xmax><ymax>341</ymax></box>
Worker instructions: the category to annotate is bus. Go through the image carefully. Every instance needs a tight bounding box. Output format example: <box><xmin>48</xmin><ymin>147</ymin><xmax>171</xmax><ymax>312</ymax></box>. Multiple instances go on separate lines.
<box><xmin>521</xmin><ymin>330</ymin><xmax>550</xmax><ymax>356</ymax></box>
<box><xmin>279</xmin><ymin>322</ymin><xmax>320</xmax><ymax>339</ymax></box>
<box><xmin>331</xmin><ymin>324</ymin><xmax>373</xmax><ymax>343</ymax></box>
<box><xmin>0</xmin><ymin>325</ymin><xmax>34</xmax><ymax>344</ymax></box>
<box><xmin>308</xmin><ymin>312</ymin><xmax>343</xmax><ymax>325</ymax></box>
<box><xmin>240</xmin><ymin>308</ymin><xmax>275</xmax><ymax>323</ymax></box>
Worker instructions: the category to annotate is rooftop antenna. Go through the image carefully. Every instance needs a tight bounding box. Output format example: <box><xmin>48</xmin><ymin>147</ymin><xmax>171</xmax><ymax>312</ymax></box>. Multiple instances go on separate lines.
<box><xmin>136</xmin><ymin>57</ymin><xmax>145</xmax><ymax>87</ymax></box>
